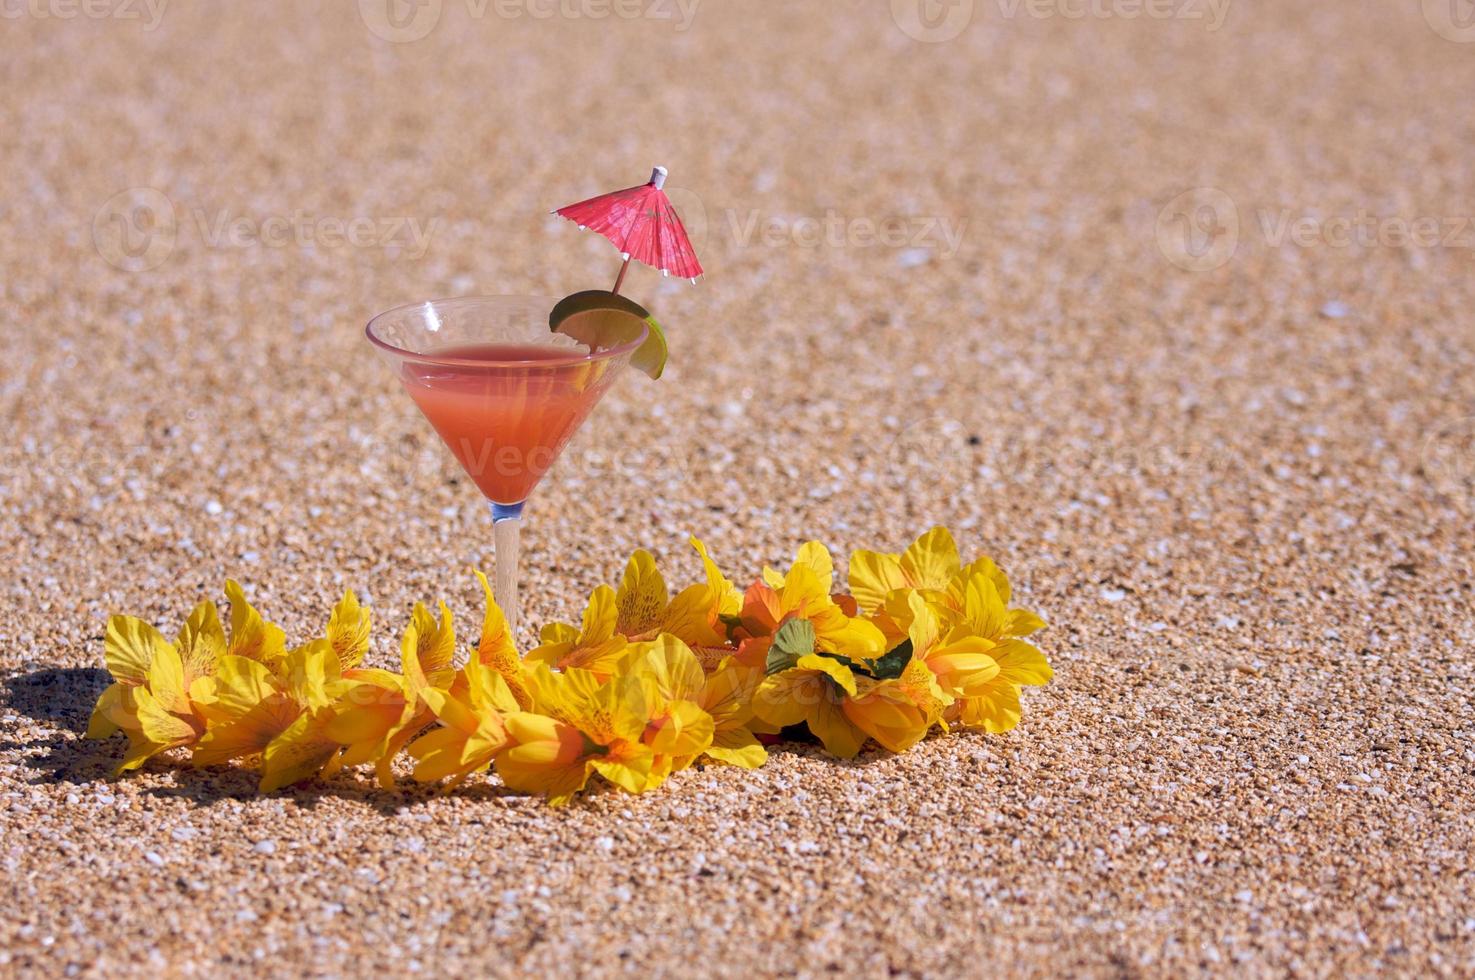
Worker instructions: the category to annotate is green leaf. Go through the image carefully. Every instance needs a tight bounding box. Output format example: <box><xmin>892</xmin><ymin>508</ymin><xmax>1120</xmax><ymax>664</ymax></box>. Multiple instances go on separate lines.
<box><xmin>765</xmin><ymin>618</ymin><xmax>816</xmax><ymax>675</ymax></box>
<box><xmin>868</xmin><ymin>639</ymin><xmax>914</xmax><ymax>681</ymax></box>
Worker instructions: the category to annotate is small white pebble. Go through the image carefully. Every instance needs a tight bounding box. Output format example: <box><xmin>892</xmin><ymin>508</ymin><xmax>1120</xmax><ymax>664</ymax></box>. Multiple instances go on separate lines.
<box><xmin>144</xmin><ymin>852</ymin><xmax>164</xmax><ymax>867</ymax></box>
<box><xmin>1101</xmin><ymin>588</ymin><xmax>1127</xmax><ymax>603</ymax></box>
<box><xmin>897</xmin><ymin>248</ymin><xmax>930</xmax><ymax>268</ymax></box>
<box><xmin>205</xmin><ymin>500</ymin><xmax>224</xmax><ymax>516</ymax></box>
<box><xmin>253</xmin><ymin>839</ymin><xmax>277</xmax><ymax>855</ymax></box>
<box><xmin>1319</xmin><ymin>300</ymin><xmax>1350</xmax><ymax>319</ymax></box>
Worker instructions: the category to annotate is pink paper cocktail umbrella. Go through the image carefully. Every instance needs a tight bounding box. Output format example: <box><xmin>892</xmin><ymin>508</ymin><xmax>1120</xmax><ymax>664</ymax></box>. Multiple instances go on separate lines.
<box><xmin>553</xmin><ymin>165</ymin><xmax>704</xmax><ymax>294</ymax></box>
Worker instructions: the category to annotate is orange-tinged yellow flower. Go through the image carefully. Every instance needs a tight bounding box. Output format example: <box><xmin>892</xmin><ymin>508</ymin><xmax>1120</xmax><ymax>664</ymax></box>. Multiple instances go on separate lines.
<box><xmin>525</xmin><ymin>585</ymin><xmax>626</xmax><ymax>676</ymax></box>
<box><xmin>191</xmin><ymin>638</ymin><xmax>348</xmax><ymax>790</ymax></box>
<box><xmin>691</xmin><ymin>536</ymin><xmax>741</xmax><ymax>619</ymax></box>
<box><xmin>472</xmin><ymin>570</ymin><xmax>532</xmax><ymax>709</ymax></box>
<box><xmin>842</xmin><ymin>658</ymin><xmax>949</xmax><ymax>754</ymax></box>
<box><xmin>320</xmin><ymin>601</ymin><xmax>457</xmax><ymax>788</ymax></box>
<box><xmin>688</xmin><ymin>656</ymin><xmax>766</xmax><ymax>769</ymax></box>
<box><xmin>496</xmin><ymin>663</ymin><xmax>654</xmax><ymax>804</ymax></box>
<box><xmin>622</xmin><ymin>634</ymin><xmax>716</xmax><ymax>780</ymax></box>
<box><xmin>753</xmin><ymin>653</ymin><xmax>868</xmax><ymax>758</ymax></box>
<box><xmin>408</xmin><ymin>658</ymin><xmax>519</xmax><ymax>791</ymax></box>
<box><xmin>739</xmin><ymin>562</ymin><xmax>887</xmax><ymax>662</ymax></box>
<box><xmin>685</xmin><ymin>537</ymin><xmax>744</xmax><ymax>670</ymax></box>
<box><xmin>528</xmin><ymin>549</ymin><xmax>727</xmax><ymax>677</ymax></box>
<box><xmin>937</xmin><ymin>568</ymin><xmax>1052</xmax><ymax>733</ymax></box>
<box><xmin>899</xmin><ymin>592</ymin><xmax>1001</xmax><ymax>701</ymax></box>
<box><xmin>495</xmin><ymin>711</ymin><xmax>599</xmax><ymax>805</ymax></box>
<box><xmin>761</xmin><ymin>540</ymin><xmax>836</xmax><ymax>590</ymax></box>
<box><xmin>855</xmin><ymin>529</ymin><xmax>1049</xmax><ymax>646</ymax></box>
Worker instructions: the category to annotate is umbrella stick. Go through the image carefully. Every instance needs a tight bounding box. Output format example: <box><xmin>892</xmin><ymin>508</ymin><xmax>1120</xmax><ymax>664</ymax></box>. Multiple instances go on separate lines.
<box><xmin>611</xmin><ymin>255</ymin><xmax>632</xmax><ymax>296</ymax></box>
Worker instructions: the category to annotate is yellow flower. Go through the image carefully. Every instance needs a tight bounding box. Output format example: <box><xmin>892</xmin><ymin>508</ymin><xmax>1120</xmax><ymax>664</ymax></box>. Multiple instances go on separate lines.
<box><xmin>944</xmin><ymin>571</ymin><xmax>1053</xmax><ymax>733</ymax></box>
<box><xmin>325</xmin><ymin>589</ymin><xmax>372</xmax><ymax>671</ymax></box>
<box><xmin>321</xmin><ymin>600</ymin><xmax>457</xmax><ymax>788</ymax></box>
<box><xmin>191</xmin><ymin>638</ymin><xmax>349</xmax><ymax>791</ymax></box>
<box><xmin>407</xmin><ymin>658</ymin><xmax>519</xmax><ymax>791</ymax></box>
<box><xmin>494</xmin><ymin>712</ymin><xmax>598</xmax><ymax>805</ymax></box>
<box><xmin>761</xmin><ymin>540</ymin><xmax>836</xmax><ymax>590</ymax></box>
<box><xmin>752</xmin><ymin>652</ymin><xmax>867</xmax><ymax>758</ymax></box>
<box><xmin>684</xmin><ymin>537</ymin><xmax>744</xmax><ymax>670</ymax></box>
<box><xmin>88</xmin><ymin>585</ymin><xmax>282</xmax><ymax>773</ymax></box>
<box><xmin>496</xmin><ymin>664</ymin><xmax>654</xmax><ymax>804</ymax></box>
<box><xmin>738</xmin><ymin>559</ymin><xmax>887</xmax><ymax>663</ymax></box>
<box><xmin>525</xmin><ymin>584</ymin><xmax>627</xmax><ymax>677</ymax></box>
<box><xmin>842</xmin><ymin>658</ymin><xmax>949</xmax><ymax>754</ymax></box>
<box><xmin>901</xmin><ymin>591</ymin><xmax>1002</xmax><ymax>701</ymax></box>
<box><xmin>853</xmin><ymin>528</ymin><xmax>1049</xmax><ymax>645</ymax></box>
<box><xmin>622</xmin><ymin>634</ymin><xmax>716</xmax><ymax>782</ymax></box>
<box><xmin>528</xmin><ymin>549</ymin><xmax>727</xmax><ymax>677</ymax></box>
<box><xmin>471</xmin><ymin>570</ymin><xmax>533</xmax><ymax>710</ymax></box>
<box><xmin>689</xmin><ymin>656</ymin><xmax>766</xmax><ymax>769</ymax></box>
<box><xmin>847</xmin><ymin>526</ymin><xmax>961</xmax><ymax>613</ymax></box>
<box><xmin>223</xmin><ymin>579</ymin><xmax>288</xmax><ymax>665</ymax></box>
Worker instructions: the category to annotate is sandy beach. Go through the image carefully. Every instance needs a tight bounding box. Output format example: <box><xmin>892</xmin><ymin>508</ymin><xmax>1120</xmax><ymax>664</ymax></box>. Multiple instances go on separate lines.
<box><xmin>2</xmin><ymin>0</ymin><xmax>1473</xmax><ymax>974</ymax></box>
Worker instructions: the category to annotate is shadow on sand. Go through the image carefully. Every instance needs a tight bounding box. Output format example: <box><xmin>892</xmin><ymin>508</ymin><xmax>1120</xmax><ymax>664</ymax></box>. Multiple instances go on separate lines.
<box><xmin>0</xmin><ymin>665</ymin><xmax>882</xmax><ymax>810</ymax></box>
<box><xmin>0</xmin><ymin>666</ymin><xmax>790</xmax><ymax>811</ymax></box>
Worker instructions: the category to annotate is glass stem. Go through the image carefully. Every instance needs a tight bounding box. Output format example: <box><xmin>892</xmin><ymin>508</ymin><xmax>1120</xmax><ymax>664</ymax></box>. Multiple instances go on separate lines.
<box><xmin>490</xmin><ymin>502</ymin><xmax>524</xmax><ymax>642</ymax></box>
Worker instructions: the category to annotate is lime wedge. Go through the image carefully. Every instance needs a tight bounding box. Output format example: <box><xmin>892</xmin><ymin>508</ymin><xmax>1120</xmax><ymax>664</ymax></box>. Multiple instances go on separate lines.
<box><xmin>549</xmin><ymin>290</ymin><xmax>668</xmax><ymax>380</ymax></box>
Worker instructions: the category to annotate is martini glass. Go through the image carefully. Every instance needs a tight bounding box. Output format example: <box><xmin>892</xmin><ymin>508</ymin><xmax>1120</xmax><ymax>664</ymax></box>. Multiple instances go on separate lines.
<box><xmin>366</xmin><ymin>295</ymin><xmax>647</xmax><ymax>639</ymax></box>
